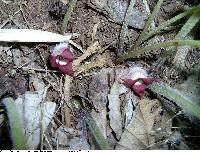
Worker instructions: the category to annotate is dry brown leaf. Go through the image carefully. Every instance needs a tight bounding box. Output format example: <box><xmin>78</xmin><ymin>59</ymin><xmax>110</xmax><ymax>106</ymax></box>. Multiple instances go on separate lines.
<box><xmin>116</xmin><ymin>98</ymin><xmax>162</xmax><ymax>149</ymax></box>
<box><xmin>88</xmin><ymin>68</ymin><xmax>114</xmax><ymax>138</ymax></box>
<box><xmin>73</xmin><ymin>41</ymin><xmax>101</xmax><ymax>67</ymax></box>
<box><xmin>75</xmin><ymin>53</ymin><xmax>113</xmax><ymax>76</ymax></box>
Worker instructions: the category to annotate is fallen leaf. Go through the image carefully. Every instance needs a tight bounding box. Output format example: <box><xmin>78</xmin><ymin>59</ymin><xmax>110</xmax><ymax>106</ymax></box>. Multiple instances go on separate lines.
<box><xmin>0</xmin><ymin>29</ymin><xmax>72</xmax><ymax>42</ymax></box>
<box><xmin>108</xmin><ymin>81</ymin><xmax>127</xmax><ymax>140</ymax></box>
<box><xmin>13</xmin><ymin>77</ymin><xmax>56</xmax><ymax>149</ymax></box>
<box><xmin>123</xmin><ymin>91</ymin><xmax>137</xmax><ymax>127</ymax></box>
<box><xmin>116</xmin><ymin>98</ymin><xmax>162</xmax><ymax>149</ymax></box>
<box><xmin>15</xmin><ymin>91</ymin><xmax>56</xmax><ymax>149</ymax></box>
<box><xmin>53</xmin><ymin>126</ymin><xmax>81</xmax><ymax>150</ymax></box>
<box><xmin>88</xmin><ymin>68</ymin><xmax>114</xmax><ymax>138</ymax></box>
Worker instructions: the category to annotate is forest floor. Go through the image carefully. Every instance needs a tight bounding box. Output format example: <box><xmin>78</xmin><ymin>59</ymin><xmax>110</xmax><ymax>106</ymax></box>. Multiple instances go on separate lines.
<box><xmin>0</xmin><ymin>0</ymin><xmax>200</xmax><ymax>150</ymax></box>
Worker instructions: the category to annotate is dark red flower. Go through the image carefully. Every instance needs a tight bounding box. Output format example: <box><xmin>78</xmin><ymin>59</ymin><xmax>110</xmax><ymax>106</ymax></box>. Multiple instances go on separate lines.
<box><xmin>122</xmin><ymin>78</ymin><xmax>159</xmax><ymax>98</ymax></box>
<box><xmin>50</xmin><ymin>43</ymin><xmax>74</xmax><ymax>76</ymax></box>
<box><xmin>58</xmin><ymin>62</ymin><xmax>74</xmax><ymax>76</ymax></box>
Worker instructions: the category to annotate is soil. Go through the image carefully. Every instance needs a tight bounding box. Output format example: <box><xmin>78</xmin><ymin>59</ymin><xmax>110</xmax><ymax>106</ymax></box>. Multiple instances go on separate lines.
<box><xmin>0</xmin><ymin>0</ymin><xmax>200</xmax><ymax>150</ymax></box>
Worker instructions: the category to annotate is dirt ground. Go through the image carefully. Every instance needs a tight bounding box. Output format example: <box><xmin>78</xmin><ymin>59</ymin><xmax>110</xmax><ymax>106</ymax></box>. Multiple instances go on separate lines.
<box><xmin>0</xmin><ymin>0</ymin><xmax>200</xmax><ymax>150</ymax></box>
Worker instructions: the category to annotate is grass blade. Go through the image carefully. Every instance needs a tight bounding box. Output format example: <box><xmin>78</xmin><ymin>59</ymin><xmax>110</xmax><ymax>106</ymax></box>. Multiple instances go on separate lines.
<box><xmin>143</xmin><ymin>4</ymin><xmax>200</xmax><ymax>42</ymax></box>
<box><xmin>86</xmin><ymin>112</ymin><xmax>111</xmax><ymax>150</ymax></box>
<box><xmin>173</xmin><ymin>9</ymin><xmax>200</xmax><ymax>69</ymax></box>
<box><xmin>118</xmin><ymin>40</ymin><xmax>200</xmax><ymax>62</ymax></box>
<box><xmin>134</xmin><ymin>0</ymin><xmax>164</xmax><ymax>47</ymax></box>
<box><xmin>175</xmin><ymin>10</ymin><xmax>200</xmax><ymax>39</ymax></box>
<box><xmin>61</xmin><ymin>0</ymin><xmax>78</xmax><ymax>34</ymax></box>
<box><xmin>148</xmin><ymin>82</ymin><xmax>200</xmax><ymax>119</ymax></box>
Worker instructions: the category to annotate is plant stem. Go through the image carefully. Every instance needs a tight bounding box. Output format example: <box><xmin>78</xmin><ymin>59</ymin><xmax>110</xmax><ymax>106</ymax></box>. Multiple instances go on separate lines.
<box><xmin>61</xmin><ymin>0</ymin><xmax>78</xmax><ymax>34</ymax></box>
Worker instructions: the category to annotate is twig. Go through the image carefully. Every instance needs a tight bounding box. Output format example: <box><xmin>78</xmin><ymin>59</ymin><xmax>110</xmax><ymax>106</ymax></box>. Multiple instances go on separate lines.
<box><xmin>0</xmin><ymin>9</ymin><xmax>21</xmax><ymax>29</ymax></box>
<box><xmin>40</xmin><ymin>85</ymin><xmax>50</xmax><ymax>150</ymax></box>
<box><xmin>73</xmin><ymin>41</ymin><xmax>101</xmax><ymax>67</ymax></box>
<box><xmin>40</xmin><ymin>86</ymin><xmax>50</xmax><ymax>150</ymax></box>
<box><xmin>15</xmin><ymin>56</ymin><xmax>40</xmax><ymax>69</ymax></box>
<box><xmin>44</xmin><ymin>134</ymin><xmax>53</xmax><ymax>150</ymax></box>
<box><xmin>37</xmin><ymin>49</ymin><xmax>48</xmax><ymax>76</ymax></box>
<box><xmin>68</xmin><ymin>40</ymin><xmax>85</xmax><ymax>53</ymax></box>
<box><xmin>18</xmin><ymin>67</ymin><xmax>58</xmax><ymax>73</ymax></box>
<box><xmin>19</xmin><ymin>3</ymin><xmax>31</xmax><ymax>28</ymax></box>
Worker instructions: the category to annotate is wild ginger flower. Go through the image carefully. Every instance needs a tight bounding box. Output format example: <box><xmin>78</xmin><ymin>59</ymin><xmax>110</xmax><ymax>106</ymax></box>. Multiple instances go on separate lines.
<box><xmin>120</xmin><ymin>66</ymin><xmax>159</xmax><ymax>98</ymax></box>
<box><xmin>122</xmin><ymin>78</ymin><xmax>159</xmax><ymax>98</ymax></box>
<box><xmin>50</xmin><ymin>43</ymin><xmax>74</xmax><ymax>76</ymax></box>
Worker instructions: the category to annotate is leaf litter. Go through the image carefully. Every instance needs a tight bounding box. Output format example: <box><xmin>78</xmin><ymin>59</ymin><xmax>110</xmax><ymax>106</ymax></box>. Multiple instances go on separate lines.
<box><xmin>116</xmin><ymin>98</ymin><xmax>162</xmax><ymax>149</ymax></box>
<box><xmin>0</xmin><ymin>0</ymin><xmax>200</xmax><ymax>150</ymax></box>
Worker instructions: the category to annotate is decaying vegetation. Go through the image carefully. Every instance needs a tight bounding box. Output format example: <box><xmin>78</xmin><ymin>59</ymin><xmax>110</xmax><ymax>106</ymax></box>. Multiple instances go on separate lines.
<box><xmin>0</xmin><ymin>0</ymin><xmax>200</xmax><ymax>150</ymax></box>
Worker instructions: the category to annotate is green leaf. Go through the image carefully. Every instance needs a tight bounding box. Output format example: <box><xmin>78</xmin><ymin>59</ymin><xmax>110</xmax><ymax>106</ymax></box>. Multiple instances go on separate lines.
<box><xmin>143</xmin><ymin>4</ymin><xmax>200</xmax><ymax>42</ymax></box>
<box><xmin>2</xmin><ymin>97</ymin><xmax>27</xmax><ymax>150</ymax></box>
<box><xmin>175</xmin><ymin>10</ymin><xmax>200</xmax><ymax>39</ymax></box>
<box><xmin>86</xmin><ymin>112</ymin><xmax>111</xmax><ymax>150</ymax></box>
<box><xmin>148</xmin><ymin>82</ymin><xmax>200</xmax><ymax>120</ymax></box>
<box><xmin>173</xmin><ymin>9</ymin><xmax>200</xmax><ymax>69</ymax></box>
<box><xmin>118</xmin><ymin>40</ymin><xmax>200</xmax><ymax>62</ymax></box>
<box><xmin>134</xmin><ymin>0</ymin><xmax>164</xmax><ymax>47</ymax></box>
<box><xmin>61</xmin><ymin>0</ymin><xmax>78</xmax><ymax>34</ymax></box>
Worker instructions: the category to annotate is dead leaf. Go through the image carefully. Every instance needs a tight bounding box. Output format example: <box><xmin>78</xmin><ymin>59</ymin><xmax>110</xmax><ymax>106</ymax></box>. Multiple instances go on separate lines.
<box><xmin>108</xmin><ymin>81</ymin><xmax>127</xmax><ymax>140</ymax></box>
<box><xmin>15</xmin><ymin>92</ymin><xmax>56</xmax><ymax>149</ymax></box>
<box><xmin>12</xmin><ymin>77</ymin><xmax>56</xmax><ymax>149</ymax></box>
<box><xmin>91</xmin><ymin>109</ymin><xmax>107</xmax><ymax>138</ymax></box>
<box><xmin>53</xmin><ymin>126</ymin><xmax>81</xmax><ymax>150</ymax></box>
<box><xmin>123</xmin><ymin>91</ymin><xmax>137</xmax><ymax>127</ymax></box>
<box><xmin>116</xmin><ymin>98</ymin><xmax>162</xmax><ymax>149</ymax></box>
<box><xmin>88</xmin><ymin>68</ymin><xmax>114</xmax><ymax>138</ymax></box>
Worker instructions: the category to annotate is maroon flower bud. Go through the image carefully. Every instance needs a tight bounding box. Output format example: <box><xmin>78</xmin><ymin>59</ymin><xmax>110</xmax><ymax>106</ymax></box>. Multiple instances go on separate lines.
<box><xmin>122</xmin><ymin>77</ymin><xmax>159</xmax><ymax>98</ymax></box>
<box><xmin>140</xmin><ymin>78</ymin><xmax>159</xmax><ymax>85</ymax></box>
<box><xmin>50</xmin><ymin>43</ymin><xmax>74</xmax><ymax>76</ymax></box>
<box><xmin>121</xmin><ymin>79</ymin><xmax>137</xmax><ymax>89</ymax></box>
<box><xmin>131</xmin><ymin>84</ymin><xmax>146</xmax><ymax>98</ymax></box>
<box><xmin>58</xmin><ymin>62</ymin><xmax>74</xmax><ymax>76</ymax></box>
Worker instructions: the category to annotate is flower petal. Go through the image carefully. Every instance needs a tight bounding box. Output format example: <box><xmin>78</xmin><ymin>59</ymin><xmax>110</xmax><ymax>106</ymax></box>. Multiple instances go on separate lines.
<box><xmin>141</xmin><ymin>78</ymin><xmax>159</xmax><ymax>85</ymax></box>
<box><xmin>58</xmin><ymin>62</ymin><xmax>74</xmax><ymax>76</ymax></box>
<box><xmin>50</xmin><ymin>55</ymin><xmax>59</xmax><ymax>68</ymax></box>
<box><xmin>122</xmin><ymin>79</ymin><xmax>137</xmax><ymax>88</ymax></box>
<box><xmin>60</xmin><ymin>47</ymin><xmax>74</xmax><ymax>62</ymax></box>
<box><xmin>131</xmin><ymin>84</ymin><xmax>146</xmax><ymax>98</ymax></box>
